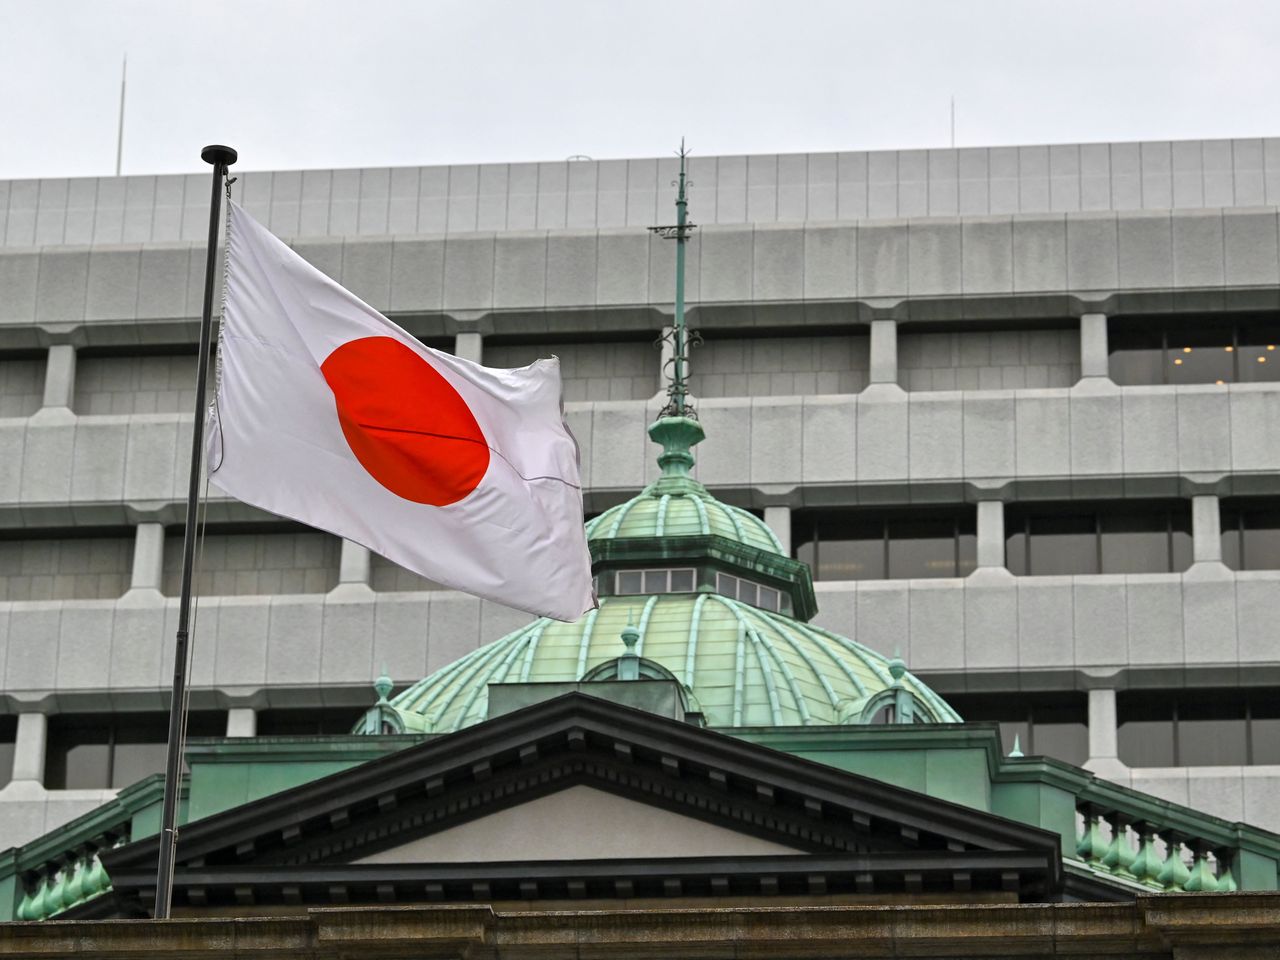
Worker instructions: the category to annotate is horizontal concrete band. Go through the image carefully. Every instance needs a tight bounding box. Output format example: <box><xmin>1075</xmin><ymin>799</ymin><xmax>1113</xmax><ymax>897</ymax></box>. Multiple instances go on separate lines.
<box><xmin>1</xmin><ymin>386</ymin><xmax>1279</xmax><ymax>525</ymax></box>
<box><xmin>0</xmin><ymin>570</ymin><xmax>1275</xmax><ymax>708</ymax></box>
<box><xmin>5</xmin><ymin>138</ymin><xmax>1280</xmax><ymax>249</ymax></box>
<box><xmin>3</xmin><ymin>209</ymin><xmax>1280</xmax><ymax>346</ymax></box>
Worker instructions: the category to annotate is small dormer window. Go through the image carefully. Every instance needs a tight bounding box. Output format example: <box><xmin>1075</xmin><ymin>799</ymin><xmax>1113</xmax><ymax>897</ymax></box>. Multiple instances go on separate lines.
<box><xmin>716</xmin><ymin>573</ymin><xmax>782</xmax><ymax>612</ymax></box>
<box><xmin>615</xmin><ymin>568</ymin><xmax>697</xmax><ymax>595</ymax></box>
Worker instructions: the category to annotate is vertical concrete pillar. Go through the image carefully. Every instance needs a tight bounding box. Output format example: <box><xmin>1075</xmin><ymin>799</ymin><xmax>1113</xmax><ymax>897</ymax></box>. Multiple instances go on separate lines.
<box><xmin>976</xmin><ymin>501</ymin><xmax>1006</xmax><ymax>569</ymax></box>
<box><xmin>225</xmin><ymin>708</ymin><xmax>257</xmax><ymax>738</ymax></box>
<box><xmin>41</xmin><ymin>344</ymin><xmax>76</xmax><ymax>409</ymax></box>
<box><xmin>11</xmin><ymin>713</ymin><xmax>47</xmax><ymax>784</ymax></box>
<box><xmin>1080</xmin><ymin>313</ymin><xmax>1109</xmax><ymax>379</ymax></box>
<box><xmin>129</xmin><ymin>522</ymin><xmax>165</xmax><ymax>592</ymax></box>
<box><xmin>1087</xmin><ymin>688</ymin><xmax>1119</xmax><ymax>763</ymax></box>
<box><xmin>868</xmin><ymin>320</ymin><xmax>898</xmax><ymax>385</ymax></box>
<box><xmin>455</xmin><ymin>331</ymin><xmax>483</xmax><ymax>364</ymax></box>
<box><xmin>1192</xmin><ymin>495</ymin><xmax>1222</xmax><ymax>564</ymax></box>
<box><xmin>339</xmin><ymin>539</ymin><xmax>372</xmax><ymax>585</ymax></box>
<box><xmin>763</xmin><ymin>506</ymin><xmax>792</xmax><ymax>557</ymax></box>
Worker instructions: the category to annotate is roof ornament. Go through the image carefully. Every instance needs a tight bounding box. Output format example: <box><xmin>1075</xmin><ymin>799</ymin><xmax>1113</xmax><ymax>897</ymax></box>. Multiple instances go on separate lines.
<box><xmin>618</xmin><ymin>615</ymin><xmax>641</xmax><ymax>681</ymax></box>
<box><xmin>648</xmin><ymin>141</ymin><xmax>707</xmax><ymax>483</ymax></box>
<box><xmin>374</xmin><ymin>665</ymin><xmax>394</xmax><ymax>704</ymax></box>
<box><xmin>650</xmin><ymin>139</ymin><xmax>701</xmax><ymax>421</ymax></box>
<box><xmin>1008</xmin><ymin>734</ymin><xmax>1025</xmax><ymax>758</ymax></box>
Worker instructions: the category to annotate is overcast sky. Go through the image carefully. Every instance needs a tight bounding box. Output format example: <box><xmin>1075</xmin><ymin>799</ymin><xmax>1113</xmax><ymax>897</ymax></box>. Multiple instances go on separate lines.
<box><xmin>1</xmin><ymin>0</ymin><xmax>1277</xmax><ymax>180</ymax></box>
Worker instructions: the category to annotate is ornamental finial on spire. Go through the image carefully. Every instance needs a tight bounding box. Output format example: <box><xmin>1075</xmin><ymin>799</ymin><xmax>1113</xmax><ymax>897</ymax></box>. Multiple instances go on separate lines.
<box><xmin>649</xmin><ymin>140</ymin><xmax>699</xmax><ymax>419</ymax></box>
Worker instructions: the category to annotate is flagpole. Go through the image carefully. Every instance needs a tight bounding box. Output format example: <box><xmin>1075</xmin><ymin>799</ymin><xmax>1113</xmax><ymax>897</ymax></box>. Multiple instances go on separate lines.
<box><xmin>153</xmin><ymin>143</ymin><xmax>237</xmax><ymax>919</ymax></box>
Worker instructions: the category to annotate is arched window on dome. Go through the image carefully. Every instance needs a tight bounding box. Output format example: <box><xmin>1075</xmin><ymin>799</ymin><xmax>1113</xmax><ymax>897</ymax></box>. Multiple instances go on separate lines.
<box><xmin>857</xmin><ymin>689</ymin><xmax>941</xmax><ymax>725</ymax></box>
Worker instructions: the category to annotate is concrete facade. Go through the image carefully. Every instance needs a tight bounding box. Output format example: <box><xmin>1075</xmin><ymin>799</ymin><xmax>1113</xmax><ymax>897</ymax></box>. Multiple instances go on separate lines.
<box><xmin>2</xmin><ymin>136</ymin><xmax>1280</xmax><ymax>847</ymax></box>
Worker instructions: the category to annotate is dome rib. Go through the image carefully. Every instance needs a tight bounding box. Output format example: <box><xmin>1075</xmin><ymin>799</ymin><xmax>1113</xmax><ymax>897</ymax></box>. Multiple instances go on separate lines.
<box><xmin>430</xmin><ymin>640</ymin><xmax>513</xmax><ymax>729</ymax></box>
<box><xmin>519</xmin><ymin>620</ymin><xmax>548</xmax><ymax>682</ymax></box>
<box><xmin>575</xmin><ymin>608</ymin><xmax>600</xmax><ymax>679</ymax></box>
<box><xmin>655</xmin><ymin>494</ymin><xmax>671</xmax><ymax>536</ymax></box>
<box><xmin>635</xmin><ymin>595</ymin><xmax>660</xmax><ymax>656</ymax></box>
<box><xmin>769</xmin><ymin>617</ymin><xmax>842</xmax><ymax>711</ymax></box>
<box><xmin>723</xmin><ymin>504</ymin><xmax>747</xmax><ymax>542</ymax></box>
<box><xmin>684</xmin><ymin>594</ymin><xmax>709</xmax><ymax>687</ymax></box>
<box><xmin>454</xmin><ymin>629</ymin><xmax>538</xmax><ymax>730</ymax></box>
<box><xmin>795</xmin><ymin>623</ymin><xmax>870</xmax><ymax>698</ymax></box>
<box><xmin>691</xmin><ymin>496</ymin><xmax>711</xmax><ymax>534</ymax></box>
<box><xmin>732</xmin><ymin>620</ymin><xmax>748</xmax><ymax>726</ymax></box>
<box><xmin>746</xmin><ymin>626</ymin><xmax>785</xmax><ymax>726</ymax></box>
<box><xmin>710</xmin><ymin>595</ymin><xmax>812</xmax><ymax>726</ymax></box>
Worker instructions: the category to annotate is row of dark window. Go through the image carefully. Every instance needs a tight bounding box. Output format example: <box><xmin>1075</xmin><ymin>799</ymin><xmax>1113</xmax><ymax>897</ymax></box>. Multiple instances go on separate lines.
<box><xmin>10</xmin><ymin>689</ymin><xmax>1276</xmax><ymax>791</ymax></box>
<box><xmin>793</xmin><ymin>500</ymin><xmax>1280</xmax><ymax>580</ymax></box>
<box><xmin>1109</xmin><ymin>316</ymin><xmax>1280</xmax><ymax>386</ymax></box>
<box><xmin>944</xmin><ymin>689</ymin><xmax>1280</xmax><ymax>768</ymax></box>
<box><xmin>39</xmin><ymin>709</ymin><xmax>359</xmax><ymax>790</ymax></box>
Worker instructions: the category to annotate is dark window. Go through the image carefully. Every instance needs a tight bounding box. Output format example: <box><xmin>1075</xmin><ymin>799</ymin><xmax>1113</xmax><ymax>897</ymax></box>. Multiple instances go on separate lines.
<box><xmin>1221</xmin><ymin>500</ymin><xmax>1280</xmax><ymax>570</ymax></box>
<box><xmin>1118</xmin><ymin>689</ymin><xmax>1277</xmax><ymax>766</ymax></box>
<box><xmin>715</xmin><ymin>572</ymin><xmax>783</xmax><ymax>612</ymax></box>
<box><xmin>1108</xmin><ymin>316</ymin><xmax>1280</xmax><ymax>385</ymax></box>
<box><xmin>45</xmin><ymin>712</ymin><xmax>223</xmax><ymax>789</ymax></box>
<box><xmin>793</xmin><ymin>508</ymin><xmax>976</xmax><ymax>581</ymax></box>
<box><xmin>256</xmin><ymin>708</ymin><xmax>364</xmax><ymax>737</ymax></box>
<box><xmin>0</xmin><ymin>717</ymin><xmax>17</xmax><ymax>788</ymax></box>
<box><xmin>1005</xmin><ymin>501</ymin><xmax>1191</xmax><ymax>575</ymax></box>
<box><xmin>613</xmin><ymin>568</ymin><xmax>698</xmax><ymax>596</ymax></box>
<box><xmin>943</xmin><ymin>692</ymin><xmax>1087</xmax><ymax>766</ymax></box>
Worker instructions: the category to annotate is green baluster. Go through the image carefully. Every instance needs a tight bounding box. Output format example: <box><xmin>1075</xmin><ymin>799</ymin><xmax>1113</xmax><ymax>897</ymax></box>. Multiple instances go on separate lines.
<box><xmin>1076</xmin><ymin>807</ymin><xmax>1108</xmax><ymax>864</ymax></box>
<box><xmin>1214</xmin><ymin>849</ymin><xmax>1238</xmax><ymax>892</ymax></box>
<box><xmin>27</xmin><ymin>874</ymin><xmax>49</xmax><ymax>921</ymax></box>
<box><xmin>1183</xmin><ymin>842</ymin><xmax>1218</xmax><ymax>893</ymax></box>
<box><xmin>15</xmin><ymin>888</ymin><xmax>34</xmax><ymax>922</ymax></box>
<box><xmin>1129</xmin><ymin>823</ymin><xmax>1164</xmax><ymax>887</ymax></box>
<box><xmin>63</xmin><ymin>857</ymin><xmax>85</xmax><ymax>908</ymax></box>
<box><xmin>45</xmin><ymin>868</ymin><xmax>66</xmax><ymax>916</ymax></box>
<box><xmin>1157</xmin><ymin>833</ymin><xmax>1192</xmax><ymax>890</ymax></box>
<box><xmin>1100</xmin><ymin>815</ymin><xmax>1137</xmax><ymax>878</ymax></box>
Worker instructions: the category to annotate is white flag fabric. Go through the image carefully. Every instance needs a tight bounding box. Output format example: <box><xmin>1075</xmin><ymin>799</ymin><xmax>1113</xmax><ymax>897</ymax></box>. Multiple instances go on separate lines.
<box><xmin>208</xmin><ymin>202</ymin><xmax>596</xmax><ymax>622</ymax></box>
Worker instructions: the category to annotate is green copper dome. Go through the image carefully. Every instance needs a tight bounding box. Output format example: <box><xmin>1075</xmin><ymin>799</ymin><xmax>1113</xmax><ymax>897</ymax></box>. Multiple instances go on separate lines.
<box><xmin>379</xmin><ymin>413</ymin><xmax>960</xmax><ymax>734</ymax></box>
<box><xmin>387</xmin><ymin>594</ymin><xmax>958</xmax><ymax>732</ymax></box>
<box><xmin>586</xmin><ymin>418</ymin><xmax>781</xmax><ymax>554</ymax></box>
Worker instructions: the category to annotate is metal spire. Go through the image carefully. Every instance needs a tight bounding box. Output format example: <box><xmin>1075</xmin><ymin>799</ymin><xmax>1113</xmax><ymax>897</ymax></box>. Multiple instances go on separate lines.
<box><xmin>650</xmin><ymin>140</ymin><xmax>698</xmax><ymax>418</ymax></box>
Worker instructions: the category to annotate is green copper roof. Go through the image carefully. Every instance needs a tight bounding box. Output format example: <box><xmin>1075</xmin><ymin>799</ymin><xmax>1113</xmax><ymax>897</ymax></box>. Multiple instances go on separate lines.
<box><xmin>386</xmin><ymin>594</ymin><xmax>960</xmax><ymax>733</ymax></box>
<box><xmin>586</xmin><ymin>417</ymin><xmax>782</xmax><ymax>554</ymax></box>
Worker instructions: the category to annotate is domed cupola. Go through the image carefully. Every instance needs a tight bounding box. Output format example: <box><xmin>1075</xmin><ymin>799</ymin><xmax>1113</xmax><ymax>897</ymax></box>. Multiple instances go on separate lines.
<box><xmin>372</xmin><ymin>145</ymin><xmax>959</xmax><ymax>736</ymax></box>
<box><xmin>379</xmin><ymin>411</ymin><xmax>959</xmax><ymax>734</ymax></box>
<box><xmin>587</xmin><ymin>415</ymin><xmax>817</xmax><ymax>621</ymax></box>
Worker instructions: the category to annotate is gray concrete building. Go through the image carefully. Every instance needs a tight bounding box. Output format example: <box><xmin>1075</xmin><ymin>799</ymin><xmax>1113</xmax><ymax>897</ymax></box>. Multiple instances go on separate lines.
<box><xmin>1</xmin><ymin>137</ymin><xmax>1280</xmax><ymax>846</ymax></box>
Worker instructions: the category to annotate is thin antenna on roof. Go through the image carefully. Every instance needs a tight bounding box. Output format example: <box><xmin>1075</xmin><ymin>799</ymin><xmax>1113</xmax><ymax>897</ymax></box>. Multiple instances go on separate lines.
<box><xmin>649</xmin><ymin>139</ymin><xmax>699</xmax><ymax>418</ymax></box>
<box><xmin>115</xmin><ymin>55</ymin><xmax>127</xmax><ymax>176</ymax></box>
<box><xmin>950</xmin><ymin>95</ymin><xmax>955</xmax><ymax>149</ymax></box>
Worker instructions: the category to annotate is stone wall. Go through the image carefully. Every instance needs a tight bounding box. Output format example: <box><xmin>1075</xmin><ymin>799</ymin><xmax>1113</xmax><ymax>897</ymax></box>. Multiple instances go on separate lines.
<box><xmin>484</xmin><ymin>341</ymin><xmax>656</xmax><ymax>402</ymax></box>
<box><xmin>898</xmin><ymin>329</ymin><xmax>1079</xmax><ymax>391</ymax></box>
<box><xmin>74</xmin><ymin>353</ymin><xmax>198</xmax><ymax>415</ymax></box>
<box><xmin>161</xmin><ymin>530</ymin><xmax>340</xmax><ymax>596</ymax></box>
<box><xmin>0</xmin><ymin>535</ymin><xmax>131</xmax><ymax>601</ymax></box>
<box><xmin>690</xmin><ymin>334</ymin><xmax>868</xmax><ymax>398</ymax></box>
<box><xmin>0</xmin><ymin>358</ymin><xmax>42</xmax><ymax>418</ymax></box>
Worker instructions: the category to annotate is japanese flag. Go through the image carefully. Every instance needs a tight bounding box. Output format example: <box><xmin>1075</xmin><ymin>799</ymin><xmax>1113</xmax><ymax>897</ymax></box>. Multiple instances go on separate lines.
<box><xmin>208</xmin><ymin>202</ymin><xmax>596</xmax><ymax>622</ymax></box>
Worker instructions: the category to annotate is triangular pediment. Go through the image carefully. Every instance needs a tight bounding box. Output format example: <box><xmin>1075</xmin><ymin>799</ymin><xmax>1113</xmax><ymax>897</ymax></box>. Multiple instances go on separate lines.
<box><xmin>352</xmin><ymin>785</ymin><xmax>805</xmax><ymax>863</ymax></box>
<box><xmin>100</xmin><ymin>692</ymin><xmax>1077</xmax><ymax>914</ymax></box>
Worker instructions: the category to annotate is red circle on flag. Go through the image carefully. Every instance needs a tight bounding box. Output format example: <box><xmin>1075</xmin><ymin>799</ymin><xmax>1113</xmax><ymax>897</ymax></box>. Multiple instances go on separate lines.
<box><xmin>321</xmin><ymin>336</ymin><xmax>490</xmax><ymax>506</ymax></box>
